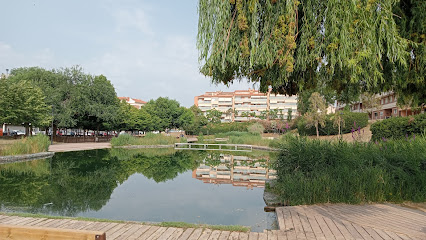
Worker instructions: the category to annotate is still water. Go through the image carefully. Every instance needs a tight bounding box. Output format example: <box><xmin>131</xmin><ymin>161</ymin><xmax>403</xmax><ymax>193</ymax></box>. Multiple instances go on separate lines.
<box><xmin>0</xmin><ymin>148</ymin><xmax>278</xmax><ymax>232</ymax></box>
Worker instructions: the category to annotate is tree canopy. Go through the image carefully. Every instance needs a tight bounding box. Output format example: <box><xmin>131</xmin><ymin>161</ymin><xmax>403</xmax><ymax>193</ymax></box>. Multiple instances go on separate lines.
<box><xmin>197</xmin><ymin>0</ymin><xmax>425</xmax><ymax>105</ymax></box>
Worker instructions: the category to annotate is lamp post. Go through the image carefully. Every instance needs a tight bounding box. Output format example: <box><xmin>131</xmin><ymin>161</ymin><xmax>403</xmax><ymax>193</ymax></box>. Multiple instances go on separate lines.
<box><xmin>51</xmin><ymin>105</ymin><xmax>54</xmax><ymax>145</ymax></box>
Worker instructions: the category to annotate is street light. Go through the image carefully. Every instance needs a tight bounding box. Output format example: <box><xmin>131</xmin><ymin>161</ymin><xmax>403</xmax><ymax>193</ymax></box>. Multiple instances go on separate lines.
<box><xmin>51</xmin><ymin>105</ymin><xmax>54</xmax><ymax>145</ymax></box>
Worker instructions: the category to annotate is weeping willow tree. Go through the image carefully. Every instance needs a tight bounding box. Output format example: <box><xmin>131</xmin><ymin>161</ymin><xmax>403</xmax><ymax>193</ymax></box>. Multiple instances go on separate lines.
<box><xmin>197</xmin><ymin>0</ymin><xmax>425</xmax><ymax>106</ymax></box>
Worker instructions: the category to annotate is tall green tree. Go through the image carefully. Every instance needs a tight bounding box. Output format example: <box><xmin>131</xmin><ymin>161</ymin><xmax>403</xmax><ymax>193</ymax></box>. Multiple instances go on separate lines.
<box><xmin>0</xmin><ymin>79</ymin><xmax>50</xmax><ymax>135</ymax></box>
<box><xmin>197</xmin><ymin>1</ymin><xmax>424</xmax><ymax>104</ymax></box>
<box><xmin>304</xmin><ymin>92</ymin><xmax>327</xmax><ymax>138</ymax></box>
<box><xmin>144</xmin><ymin>97</ymin><xmax>183</xmax><ymax>131</ymax></box>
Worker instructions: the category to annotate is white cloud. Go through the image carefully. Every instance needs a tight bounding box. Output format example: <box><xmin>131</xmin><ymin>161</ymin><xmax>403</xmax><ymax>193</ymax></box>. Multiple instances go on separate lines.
<box><xmin>113</xmin><ymin>9</ymin><xmax>154</xmax><ymax>36</ymax></box>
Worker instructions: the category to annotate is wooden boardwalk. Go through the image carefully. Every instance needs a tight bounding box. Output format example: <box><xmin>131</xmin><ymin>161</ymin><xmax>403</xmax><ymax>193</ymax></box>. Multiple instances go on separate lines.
<box><xmin>0</xmin><ymin>203</ymin><xmax>425</xmax><ymax>239</ymax></box>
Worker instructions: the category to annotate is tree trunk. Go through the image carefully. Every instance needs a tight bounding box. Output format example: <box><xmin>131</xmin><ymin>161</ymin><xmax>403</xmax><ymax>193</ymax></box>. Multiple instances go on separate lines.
<box><xmin>24</xmin><ymin>123</ymin><xmax>30</xmax><ymax>137</ymax></box>
<box><xmin>53</xmin><ymin>125</ymin><xmax>57</xmax><ymax>142</ymax></box>
<box><xmin>338</xmin><ymin>122</ymin><xmax>341</xmax><ymax>140</ymax></box>
<box><xmin>30</xmin><ymin>125</ymin><xmax>33</xmax><ymax>136</ymax></box>
<box><xmin>315</xmin><ymin>122</ymin><xmax>319</xmax><ymax>138</ymax></box>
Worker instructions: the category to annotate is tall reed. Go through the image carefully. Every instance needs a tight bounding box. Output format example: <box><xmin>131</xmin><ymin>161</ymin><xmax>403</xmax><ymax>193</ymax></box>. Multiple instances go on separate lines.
<box><xmin>1</xmin><ymin>135</ymin><xmax>50</xmax><ymax>156</ymax></box>
<box><xmin>272</xmin><ymin>135</ymin><xmax>426</xmax><ymax>205</ymax></box>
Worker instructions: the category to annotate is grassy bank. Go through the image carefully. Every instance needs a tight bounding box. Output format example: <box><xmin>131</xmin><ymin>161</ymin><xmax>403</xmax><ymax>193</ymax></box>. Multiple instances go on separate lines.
<box><xmin>111</xmin><ymin>133</ymin><xmax>185</xmax><ymax>147</ymax></box>
<box><xmin>0</xmin><ymin>135</ymin><xmax>50</xmax><ymax>156</ymax></box>
<box><xmin>271</xmin><ymin>135</ymin><xmax>426</xmax><ymax>205</ymax></box>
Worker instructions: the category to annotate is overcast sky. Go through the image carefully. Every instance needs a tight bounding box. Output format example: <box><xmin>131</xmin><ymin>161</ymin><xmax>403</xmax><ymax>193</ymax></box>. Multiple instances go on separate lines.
<box><xmin>0</xmin><ymin>0</ymin><xmax>257</xmax><ymax>107</ymax></box>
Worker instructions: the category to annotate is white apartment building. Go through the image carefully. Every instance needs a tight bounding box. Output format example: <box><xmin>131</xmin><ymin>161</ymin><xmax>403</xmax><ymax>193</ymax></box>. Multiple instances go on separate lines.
<box><xmin>194</xmin><ymin>89</ymin><xmax>298</xmax><ymax>122</ymax></box>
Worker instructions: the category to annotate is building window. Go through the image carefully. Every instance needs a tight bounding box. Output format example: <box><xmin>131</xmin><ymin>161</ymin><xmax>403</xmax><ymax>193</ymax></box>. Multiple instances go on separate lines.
<box><xmin>394</xmin><ymin>109</ymin><xmax>397</xmax><ymax>115</ymax></box>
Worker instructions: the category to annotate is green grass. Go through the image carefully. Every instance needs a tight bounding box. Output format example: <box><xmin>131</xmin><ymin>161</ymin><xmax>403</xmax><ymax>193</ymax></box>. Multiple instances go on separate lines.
<box><xmin>0</xmin><ymin>135</ymin><xmax>50</xmax><ymax>156</ymax></box>
<box><xmin>0</xmin><ymin>212</ymin><xmax>250</xmax><ymax>232</ymax></box>
<box><xmin>156</xmin><ymin>222</ymin><xmax>250</xmax><ymax>232</ymax></box>
<box><xmin>271</xmin><ymin>135</ymin><xmax>426</xmax><ymax>205</ymax></box>
<box><xmin>210</xmin><ymin>131</ymin><xmax>278</xmax><ymax>147</ymax></box>
<box><xmin>111</xmin><ymin>133</ymin><xmax>185</xmax><ymax>147</ymax></box>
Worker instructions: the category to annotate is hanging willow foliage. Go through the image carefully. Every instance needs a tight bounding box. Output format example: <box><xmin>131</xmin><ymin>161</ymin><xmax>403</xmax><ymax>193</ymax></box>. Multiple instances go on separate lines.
<box><xmin>197</xmin><ymin>0</ymin><xmax>425</xmax><ymax>105</ymax></box>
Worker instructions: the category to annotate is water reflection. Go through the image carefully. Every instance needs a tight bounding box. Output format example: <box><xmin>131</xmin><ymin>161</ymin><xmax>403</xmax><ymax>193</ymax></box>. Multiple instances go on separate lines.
<box><xmin>0</xmin><ymin>149</ymin><xmax>277</xmax><ymax>231</ymax></box>
<box><xmin>194</xmin><ymin>154</ymin><xmax>277</xmax><ymax>189</ymax></box>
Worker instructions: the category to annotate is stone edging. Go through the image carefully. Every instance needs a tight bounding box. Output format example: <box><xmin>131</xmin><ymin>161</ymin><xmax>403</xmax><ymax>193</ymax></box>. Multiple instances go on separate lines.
<box><xmin>113</xmin><ymin>145</ymin><xmax>174</xmax><ymax>149</ymax></box>
<box><xmin>0</xmin><ymin>152</ymin><xmax>55</xmax><ymax>164</ymax></box>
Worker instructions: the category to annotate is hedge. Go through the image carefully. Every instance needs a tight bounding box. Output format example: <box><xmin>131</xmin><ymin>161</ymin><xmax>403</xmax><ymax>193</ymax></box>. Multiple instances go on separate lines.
<box><xmin>297</xmin><ymin>112</ymin><xmax>369</xmax><ymax>136</ymax></box>
<box><xmin>199</xmin><ymin>122</ymin><xmax>251</xmax><ymax>135</ymax></box>
<box><xmin>370</xmin><ymin>114</ymin><xmax>426</xmax><ymax>141</ymax></box>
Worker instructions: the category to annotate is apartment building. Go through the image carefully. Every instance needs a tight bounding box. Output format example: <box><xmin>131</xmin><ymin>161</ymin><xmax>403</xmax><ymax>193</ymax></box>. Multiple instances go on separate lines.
<box><xmin>118</xmin><ymin>97</ymin><xmax>147</xmax><ymax>109</ymax></box>
<box><xmin>194</xmin><ymin>89</ymin><xmax>298</xmax><ymax>122</ymax></box>
<box><xmin>336</xmin><ymin>92</ymin><xmax>422</xmax><ymax>120</ymax></box>
<box><xmin>192</xmin><ymin>154</ymin><xmax>277</xmax><ymax>189</ymax></box>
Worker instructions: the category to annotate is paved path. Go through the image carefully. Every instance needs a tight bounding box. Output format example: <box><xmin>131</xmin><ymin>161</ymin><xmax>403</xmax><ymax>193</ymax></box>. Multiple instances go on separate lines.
<box><xmin>48</xmin><ymin>142</ymin><xmax>111</xmax><ymax>152</ymax></box>
<box><xmin>1</xmin><ymin>203</ymin><xmax>425</xmax><ymax>239</ymax></box>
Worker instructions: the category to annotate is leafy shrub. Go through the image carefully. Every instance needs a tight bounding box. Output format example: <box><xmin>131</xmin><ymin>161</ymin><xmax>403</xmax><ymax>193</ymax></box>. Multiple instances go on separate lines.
<box><xmin>1</xmin><ymin>135</ymin><xmax>50</xmax><ymax>156</ymax></box>
<box><xmin>297</xmin><ymin>112</ymin><xmax>368</xmax><ymax>136</ymax></box>
<box><xmin>370</xmin><ymin>114</ymin><xmax>426</xmax><ymax>141</ymax></box>
<box><xmin>247</xmin><ymin>123</ymin><xmax>265</xmax><ymax>135</ymax></box>
<box><xmin>200</xmin><ymin>122</ymin><xmax>251</xmax><ymax>135</ymax></box>
<box><xmin>272</xmin><ymin>135</ymin><xmax>426</xmax><ymax>205</ymax></box>
<box><xmin>111</xmin><ymin>133</ymin><xmax>179</xmax><ymax>146</ymax></box>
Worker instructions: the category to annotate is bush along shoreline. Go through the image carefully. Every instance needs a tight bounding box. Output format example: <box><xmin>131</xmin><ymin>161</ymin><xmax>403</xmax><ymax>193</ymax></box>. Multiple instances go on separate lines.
<box><xmin>271</xmin><ymin>135</ymin><xmax>426</xmax><ymax>206</ymax></box>
<box><xmin>0</xmin><ymin>135</ymin><xmax>50</xmax><ymax>156</ymax></box>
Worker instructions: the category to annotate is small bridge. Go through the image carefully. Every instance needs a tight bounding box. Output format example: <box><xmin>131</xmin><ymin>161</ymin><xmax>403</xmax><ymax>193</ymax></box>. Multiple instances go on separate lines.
<box><xmin>174</xmin><ymin>143</ymin><xmax>253</xmax><ymax>152</ymax></box>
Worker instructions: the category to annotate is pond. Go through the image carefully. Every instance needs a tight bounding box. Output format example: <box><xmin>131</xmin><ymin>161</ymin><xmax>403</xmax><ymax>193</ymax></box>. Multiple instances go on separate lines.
<box><xmin>0</xmin><ymin>148</ymin><xmax>278</xmax><ymax>232</ymax></box>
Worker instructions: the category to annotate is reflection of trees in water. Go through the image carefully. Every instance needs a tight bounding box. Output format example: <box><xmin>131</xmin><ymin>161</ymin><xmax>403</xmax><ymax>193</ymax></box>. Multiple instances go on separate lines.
<box><xmin>0</xmin><ymin>149</ymin><xmax>276</xmax><ymax>217</ymax></box>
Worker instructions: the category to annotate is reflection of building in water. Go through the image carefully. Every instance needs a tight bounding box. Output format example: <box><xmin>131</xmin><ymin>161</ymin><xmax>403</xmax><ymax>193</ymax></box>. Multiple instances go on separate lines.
<box><xmin>192</xmin><ymin>154</ymin><xmax>276</xmax><ymax>189</ymax></box>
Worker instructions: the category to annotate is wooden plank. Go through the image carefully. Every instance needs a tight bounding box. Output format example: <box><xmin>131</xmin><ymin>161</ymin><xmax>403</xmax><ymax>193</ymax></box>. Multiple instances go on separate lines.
<box><xmin>2</xmin><ymin>216</ymin><xmax>26</xmax><ymax>225</ymax></box>
<box><xmin>208</xmin><ymin>230</ymin><xmax>222</xmax><ymax>240</ymax></box>
<box><xmin>373</xmin><ymin>228</ymin><xmax>393</xmax><ymax>240</ymax></box>
<box><xmin>43</xmin><ymin>219</ymin><xmax>73</xmax><ymax>228</ymax></box>
<box><xmin>248</xmin><ymin>232</ymin><xmax>259</xmax><ymax>240</ymax></box>
<box><xmin>281</xmin><ymin>208</ymin><xmax>296</xmax><ymax>240</ymax></box>
<box><xmin>276</xmin><ymin>208</ymin><xmax>285</xmax><ymax>230</ymax></box>
<box><xmin>199</xmin><ymin>229</ymin><xmax>213</xmax><ymax>240</ymax></box>
<box><xmin>294</xmin><ymin>207</ymin><xmax>316</xmax><ymax>240</ymax></box>
<box><xmin>157</xmin><ymin>227</ymin><xmax>178</xmax><ymax>240</ymax></box>
<box><xmin>383</xmin><ymin>230</ymin><xmax>403</xmax><ymax>240</ymax></box>
<box><xmin>219</xmin><ymin>231</ymin><xmax>231</xmax><ymax>240</ymax></box>
<box><xmin>0</xmin><ymin>223</ymin><xmax>105</xmax><ymax>240</ymax></box>
<box><xmin>360</xmin><ymin>226</ymin><xmax>382</xmax><ymax>240</ymax></box>
<box><xmin>23</xmin><ymin>218</ymin><xmax>49</xmax><ymax>227</ymax></box>
<box><xmin>108</xmin><ymin>223</ymin><xmax>134</xmax><ymax>240</ymax></box>
<box><xmin>239</xmin><ymin>232</ymin><xmax>249</xmax><ymax>240</ymax></box>
<box><xmin>396</xmin><ymin>233</ymin><xmax>413</xmax><ymax>240</ymax></box>
<box><xmin>177</xmin><ymin>228</ymin><xmax>195</xmax><ymax>240</ymax></box>
<box><xmin>274</xmin><ymin>230</ymin><xmax>287</xmax><ymax>240</ymax></box>
<box><xmin>338</xmin><ymin>220</ymin><xmax>364</xmax><ymax>240</ymax></box>
<box><xmin>321</xmin><ymin>216</ymin><xmax>346</xmax><ymax>240</ymax></box>
<box><xmin>332</xmin><ymin>219</ymin><xmax>356</xmax><ymax>240</ymax></box>
<box><xmin>266</xmin><ymin>230</ymin><xmax>277</xmax><ymax>240</ymax></box>
<box><xmin>146</xmin><ymin>227</ymin><xmax>168</xmax><ymax>240</ymax></box>
<box><xmin>127</xmin><ymin>225</ymin><xmax>152</xmax><ymax>240</ymax></box>
<box><xmin>301</xmin><ymin>208</ymin><xmax>326</xmax><ymax>240</ymax></box>
<box><xmin>313</xmin><ymin>215</ymin><xmax>336</xmax><ymax>240</ymax></box>
<box><xmin>258</xmin><ymin>232</ymin><xmax>267</xmax><ymax>240</ymax></box>
<box><xmin>138</xmin><ymin>226</ymin><xmax>160</xmax><ymax>239</ymax></box>
<box><xmin>169</xmin><ymin>228</ymin><xmax>185</xmax><ymax>240</ymax></box>
<box><xmin>114</xmin><ymin>224</ymin><xmax>142</xmax><ymax>240</ymax></box>
<box><xmin>229</xmin><ymin>231</ymin><xmax>240</xmax><ymax>240</ymax></box>
<box><xmin>289</xmin><ymin>210</ymin><xmax>307</xmax><ymax>240</ymax></box>
<box><xmin>187</xmin><ymin>228</ymin><xmax>203</xmax><ymax>240</ymax></box>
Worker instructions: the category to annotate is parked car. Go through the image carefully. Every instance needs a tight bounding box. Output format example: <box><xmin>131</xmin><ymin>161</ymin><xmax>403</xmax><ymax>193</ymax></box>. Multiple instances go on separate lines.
<box><xmin>11</xmin><ymin>130</ymin><xmax>25</xmax><ymax>136</ymax></box>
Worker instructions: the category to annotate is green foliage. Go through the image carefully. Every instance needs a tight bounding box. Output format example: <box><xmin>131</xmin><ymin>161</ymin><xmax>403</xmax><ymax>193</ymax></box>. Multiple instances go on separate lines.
<box><xmin>111</xmin><ymin>133</ymin><xmax>180</xmax><ymax>146</ymax></box>
<box><xmin>200</xmin><ymin>122</ymin><xmax>251</xmax><ymax>135</ymax></box>
<box><xmin>197</xmin><ymin>0</ymin><xmax>423</xmax><ymax>104</ymax></box>
<box><xmin>272</xmin><ymin>136</ymin><xmax>426</xmax><ymax>205</ymax></box>
<box><xmin>206</xmin><ymin>109</ymin><xmax>223</xmax><ymax>123</ymax></box>
<box><xmin>0</xmin><ymin>79</ymin><xmax>51</xmax><ymax>134</ymax></box>
<box><xmin>298</xmin><ymin>112</ymin><xmax>368</xmax><ymax>136</ymax></box>
<box><xmin>247</xmin><ymin>123</ymin><xmax>265</xmax><ymax>135</ymax></box>
<box><xmin>0</xmin><ymin>135</ymin><xmax>50</xmax><ymax>156</ymax></box>
<box><xmin>370</xmin><ymin>114</ymin><xmax>426</xmax><ymax>141</ymax></box>
<box><xmin>303</xmin><ymin>92</ymin><xmax>327</xmax><ymax>137</ymax></box>
<box><xmin>144</xmin><ymin>97</ymin><xmax>184</xmax><ymax>131</ymax></box>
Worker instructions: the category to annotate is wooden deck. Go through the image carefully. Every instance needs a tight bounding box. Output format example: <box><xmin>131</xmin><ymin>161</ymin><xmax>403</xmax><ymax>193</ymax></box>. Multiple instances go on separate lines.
<box><xmin>0</xmin><ymin>203</ymin><xmax>424</xmax><ymax>239</ymax></box>
<box><xmin>175</xmin><ymin>143</ymin><xmax>253</xmax><ymax>152</ymax></box>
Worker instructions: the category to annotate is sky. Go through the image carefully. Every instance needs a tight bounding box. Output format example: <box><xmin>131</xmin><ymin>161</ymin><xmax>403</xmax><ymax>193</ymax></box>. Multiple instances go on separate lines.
<box><xmin>0</xmin><ymin>0</ymin><xmax>257</xmax><ymax>107</ymax></box>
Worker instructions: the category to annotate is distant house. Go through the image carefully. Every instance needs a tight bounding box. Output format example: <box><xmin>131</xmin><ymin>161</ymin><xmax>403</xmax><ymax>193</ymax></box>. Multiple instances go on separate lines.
<box><xmin>336</xmin><ymin>92</ymin><xmax>425</xmax><ymax>120</ymax></box>
<box><xmin>118</xmin><ymin>97</ymin><xmax>147</xmax><ymax>109</ymax></box>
